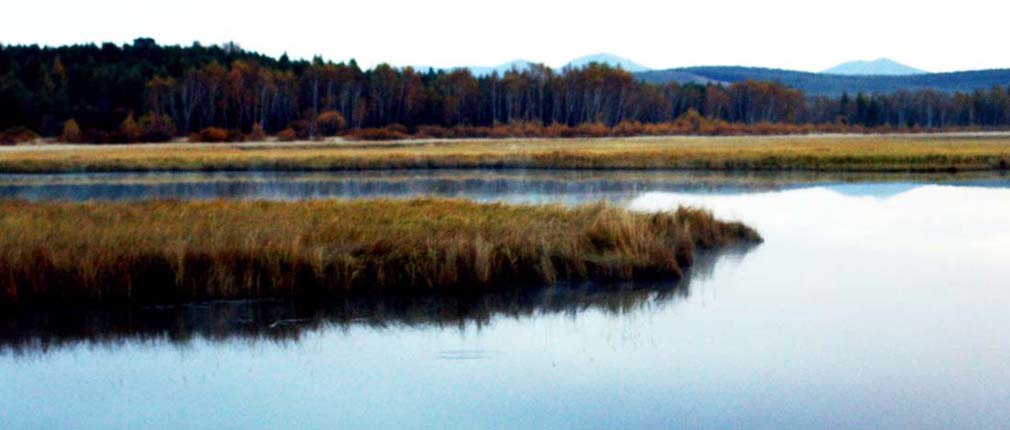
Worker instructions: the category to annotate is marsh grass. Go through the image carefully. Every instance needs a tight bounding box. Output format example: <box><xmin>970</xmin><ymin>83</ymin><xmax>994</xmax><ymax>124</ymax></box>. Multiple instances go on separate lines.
<box><xmin>2</xmin><ymin>135</ymin><xmax>1010</xmax><ymax>173</ymax></box>
<box><xmin>0</xmin><ymin>198</ymin><xmax>759</xmax><ymax>306</ymax></box>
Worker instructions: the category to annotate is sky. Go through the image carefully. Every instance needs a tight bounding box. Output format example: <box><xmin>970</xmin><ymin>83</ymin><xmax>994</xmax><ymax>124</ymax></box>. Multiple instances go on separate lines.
<box><xmin>4</xmin><ymin>0</ymin><xmax>1009</xmax><ymax>72</ymax></box>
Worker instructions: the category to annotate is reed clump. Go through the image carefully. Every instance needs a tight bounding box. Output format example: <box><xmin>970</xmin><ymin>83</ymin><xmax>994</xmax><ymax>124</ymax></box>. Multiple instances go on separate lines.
<box><xmin>0</xmin><ymin>199</ymin><xmax>759</xmax><ymax>306</ymax></box>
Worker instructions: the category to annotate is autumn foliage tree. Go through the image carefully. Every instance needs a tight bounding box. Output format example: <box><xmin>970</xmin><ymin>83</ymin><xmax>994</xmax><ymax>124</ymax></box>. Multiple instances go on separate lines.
<box><xmin>3</xmin><ymin>38</ymin><xmax>1010</xmax><ymax>142</ymax></box>
<box><xmin>316</xmin><ymin>110</ymin><xmax>346</xmax><ymax>136</ymax></box>
<box><xmin>137</xmin><ymin>112</ymin><xmax>176</xmax><ymax>142</ymax></box>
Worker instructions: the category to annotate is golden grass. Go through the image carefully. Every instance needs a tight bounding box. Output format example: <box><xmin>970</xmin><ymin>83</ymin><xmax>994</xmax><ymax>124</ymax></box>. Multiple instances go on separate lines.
<box><xmin>2</xmin><ymin>134</ymin><xmax>1010</xmax><ymax>173</ymax></box>
<box><xmin>0</xmin><ymin>198</ymin><xmax>759</xmax><ymax>306</ymax></box>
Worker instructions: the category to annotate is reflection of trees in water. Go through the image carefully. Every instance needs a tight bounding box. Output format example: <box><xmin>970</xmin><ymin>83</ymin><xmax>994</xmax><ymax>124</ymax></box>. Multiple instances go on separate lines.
<box><xmin>0</xmin><ymin>245</ymin><xmax>756</xmax><ymax>356</ymax></box>
<box><xmin>2</xmin><ymin>170</ymin><xmax>1005</xmax><ymax>202</ymax></box>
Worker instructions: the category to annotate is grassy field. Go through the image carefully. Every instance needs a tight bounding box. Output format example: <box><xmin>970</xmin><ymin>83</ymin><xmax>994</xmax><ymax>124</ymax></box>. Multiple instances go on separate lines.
<box><xmin>2</xmin><ymin>134</ymin><xmax>1010</xmax><ymax>173</ymax></box>
<box><xmin>0</xmin><ymin>198</ymin><xmax>759</xmax><ymax>306</ymax></box>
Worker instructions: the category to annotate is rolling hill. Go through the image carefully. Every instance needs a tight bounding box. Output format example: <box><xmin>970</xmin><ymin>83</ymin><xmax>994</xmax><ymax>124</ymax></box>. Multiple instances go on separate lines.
<box><xmin>426</xmin><ymin>54</ymin><xmax>1009</xmax><ymax>97</ymax></box>
<box><xmin>635</xmin><ymin>66</ymin><xmax>1010</xmax><ymax>96</ymax></box>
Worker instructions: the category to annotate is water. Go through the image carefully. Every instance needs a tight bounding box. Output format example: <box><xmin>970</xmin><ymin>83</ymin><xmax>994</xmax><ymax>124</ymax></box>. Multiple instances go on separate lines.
<box><xmin>2</xmin><ymin>170</ymin><xmax>1009</xmax><ymax>429</ymax></box>
<box><xmin>1</xmin><ymin>169</ymin><xmax>1006</xmax><ymax>204</ymax></box>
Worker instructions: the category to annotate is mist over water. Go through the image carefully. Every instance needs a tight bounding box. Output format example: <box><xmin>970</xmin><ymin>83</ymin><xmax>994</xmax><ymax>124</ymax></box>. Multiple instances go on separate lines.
<box><xmin>1</xmin><ymin>169</ymin><xmax>1007</xmax><ymax>204</ymax></box>
<box><xmin>2</xmin><ymin>170</ymin><xmax>1010</xmax><ymax>429</ymax></box>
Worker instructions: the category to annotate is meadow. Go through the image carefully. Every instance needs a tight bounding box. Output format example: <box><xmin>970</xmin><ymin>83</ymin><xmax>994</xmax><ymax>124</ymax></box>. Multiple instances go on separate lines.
<box><xmin>2</xmin><ymin>134</ymin><xmax>1010</xmax><ymax>173</ymax></box>
<box><xmin>0</xmin><ymin>198</ymin><xmax>760</xmax><ymax>306</ymax></box>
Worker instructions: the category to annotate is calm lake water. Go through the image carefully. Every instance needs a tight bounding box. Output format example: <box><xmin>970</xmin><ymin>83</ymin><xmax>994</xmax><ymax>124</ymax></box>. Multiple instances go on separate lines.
<box><xmin>2</xmin><ymin>170</ymin><xmax>1009</xmax><ymax>429</ymax></box>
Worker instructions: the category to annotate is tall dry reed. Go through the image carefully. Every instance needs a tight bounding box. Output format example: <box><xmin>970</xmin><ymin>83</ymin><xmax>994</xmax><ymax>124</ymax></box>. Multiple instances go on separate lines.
<box><xmin>0</xmin><ymin>198</ymin><xmax>759</xmax><ymax>305</ymax></box>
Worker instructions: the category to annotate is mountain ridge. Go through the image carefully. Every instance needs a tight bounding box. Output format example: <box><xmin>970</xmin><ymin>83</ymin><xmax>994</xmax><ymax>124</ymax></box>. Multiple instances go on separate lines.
<box><xmin>411</xmin><ymin>55</ymin><xmax>1008</xmax><ymax>97</ymax></box>
<box><xmin>636</xmin><ymin>65</ymin><xmax>1010</xmax><ymax>96</ymax></box>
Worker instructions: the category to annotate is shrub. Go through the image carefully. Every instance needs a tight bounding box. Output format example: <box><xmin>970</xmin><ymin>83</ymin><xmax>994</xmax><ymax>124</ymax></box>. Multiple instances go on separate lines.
<box><xmin>61</xmin><ymin>119</ymin><xmax>82</xmax><ymax>143</ymax></box>
<box><xmin>347</xmin><ymin>126</ymin><xmax>408</xmax><ymax>141</ymax></box>
<box><xmin>316</xmin><ymin>110</ymin><xmax>346</xmax><ymax>136</ymax></box>
<box><xmin>415</xmin><ymin>125</ymin><xmax>451</xmax><ymax>139</ymax></box>
<box><xmin>611</xmin><ymin>121</ymin><xmax>645</xmax><ymax>137</ymax></box>
<box><xmin>226</xmin><ymin>129</ymin><xmax>245</xmax><ymax>142</ymax></box>
<box><xmin>543</xmin><ymin>123</ymin><xmax>568</xmax><ymax>138</ymax></box>
<box><xmin>137</xmin><ymin>113</ymin><xmax>177</xmax><ymax>142</ymax></box>
<box><xmin>246</xmin><ymin>124</ymin><xmax>266</xmax><ymax>141</ymax></box>
<box><xmin>191</xmin><ymin>127</ymin><xmax>231</xmax><ymax>143</ymax></box>
<box><xmin>487</xmin><ymin>125</ymin><xmax>512</xmax><ymax>139</ymax></box>
<box><xmin>0</xmin><ymin>127</ymin><xmax>40</xmax><ymax>145</ymax></box>
<box><xmin>386</xmin><ymin>123</ymin><xmax>408</xmax><ymax>134</ymax></box>
<box><xmin>450</xmin><ymin>125</ymin><xmax>490</xmax><ymax>138</ymax></box>
<box><xmin>671</xmin><ymin>109</ymin><xmax>706</xmax><ymax>134</ymax></box>
<box><xmin>117</xmin><ymin>113</ymin><xmax>141</xmax><ymax>143</ymax></box>
<box><xmin>276</xmin><ymin>128</ymin><xmax>298</xmax><ymax>142</ymax></box>
<box><xmin>82</xmin><ymin>129</ymin><xmax>114</xmax><ymax>144</ymax></box>
<box><xmin>281</xmin><ymin>119</ymin><xmax>308</xmax><ymax>139</ymax></box>
<box><xmin>571</xmin><ymin>122</ymin><xmax>609</xmax><ymax>138</ymax></box>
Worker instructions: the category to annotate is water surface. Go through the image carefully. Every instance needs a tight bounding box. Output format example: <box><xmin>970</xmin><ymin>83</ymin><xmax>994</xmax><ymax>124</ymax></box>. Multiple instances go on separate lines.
<box><xmin>1</xmin><ymin>169</ymin><xmax>1006</xmax><ymax>203</ymax></box>
<box><xmin>2</xmin><ymin>171</ymin><xmax>1009</xmax><ymax>429</ymax></box>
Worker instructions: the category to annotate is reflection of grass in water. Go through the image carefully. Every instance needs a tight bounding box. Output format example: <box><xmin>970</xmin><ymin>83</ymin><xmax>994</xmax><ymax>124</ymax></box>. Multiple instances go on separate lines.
<box><xmin>0</xmin><ymin>198</ymin><xmax>759</xmax><ymax>307</ymax></box>
<box><xmin>2</xmin><ymin>135</ymin><xmax>1010</xmax><ymax>173</ymax></box>
<box><xmin>0</xmin><ymin>244</ymin><xmax>758</xmax><ymax>356</ymax></box>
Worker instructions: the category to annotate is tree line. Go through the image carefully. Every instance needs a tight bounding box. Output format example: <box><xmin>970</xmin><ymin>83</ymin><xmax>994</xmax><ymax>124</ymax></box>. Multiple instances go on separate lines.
<box><xmin>3</xmin><ymin>38</ymin><xmax>1010</xmax><ymax>143</ymax></box>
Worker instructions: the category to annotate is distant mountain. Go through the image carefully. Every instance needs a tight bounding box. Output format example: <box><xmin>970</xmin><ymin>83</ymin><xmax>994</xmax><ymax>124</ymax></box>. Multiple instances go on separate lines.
<box><xmin>417</xmin><ymin>53</ymin><xmax>651</xmax><ymax>76</ymax></box>
<box><xmin>564</xmin><ymin>53</ymin><xmax>649</xmax><ymax>72</ymax></box>
<box><xmin>468</xmin><ymin>59</ymin><xmax>536</xmax><ymax>76</ymax></box>
<box><xmin>408</xmin><ymin>60</ymin><xmax>536</xmax><ymax>76</ymax></box>
<box><xmin>823</xmin><ymin>58</ymin><xmax>926</xmax><ymax>76</ymax></box>
<box><xmin>635</xmin><ymin>66</ymin><xmax>1010</xmax><ymax>96</ymax></box>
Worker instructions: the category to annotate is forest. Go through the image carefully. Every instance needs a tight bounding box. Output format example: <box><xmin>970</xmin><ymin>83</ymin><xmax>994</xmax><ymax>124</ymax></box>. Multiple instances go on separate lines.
<box><xmin>3</xmin><ymin>38</ymin><xmax>1010</xmax><ymax>143</ymax></box>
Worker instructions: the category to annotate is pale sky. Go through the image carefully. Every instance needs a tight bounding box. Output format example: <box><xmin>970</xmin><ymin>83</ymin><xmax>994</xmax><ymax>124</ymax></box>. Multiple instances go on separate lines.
<box><xmin>4</xmin><ymin>0</ymin><xmax>1009</xmax><ymax>72</ymax></box>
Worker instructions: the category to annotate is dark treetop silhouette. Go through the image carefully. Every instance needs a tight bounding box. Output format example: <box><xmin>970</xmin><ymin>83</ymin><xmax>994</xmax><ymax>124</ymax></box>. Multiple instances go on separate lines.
<box><xmin>3</xmin><ymin>38</ymin><xmax>1010</xmax><ymax>143</ymax></box>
